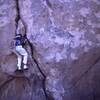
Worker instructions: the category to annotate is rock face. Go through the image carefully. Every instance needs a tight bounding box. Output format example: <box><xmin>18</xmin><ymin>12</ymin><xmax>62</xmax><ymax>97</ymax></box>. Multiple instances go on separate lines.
<box><xmin>0</xmin><ymin>0</ymin><xmax>100</xmax><ymax>100</ymax></box>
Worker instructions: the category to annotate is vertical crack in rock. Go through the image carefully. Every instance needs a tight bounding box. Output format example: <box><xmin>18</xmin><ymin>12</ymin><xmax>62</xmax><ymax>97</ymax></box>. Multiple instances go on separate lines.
<box><xmin>26</xmin><ymin>39</ymin><xmax>49</xmax><ymax>100</ymax></box>
<box><xmin>15</xmin><ymin>0</ymin><xmax>20</xmax><ymax>29</ymax></box>
<box><xmin>15</xmin><ymin>0</ymin><xmax>50</xmax><ymax>100</ymax></box>
<box><xmin>44</xmin><ymin>0</ymin><xmax>52</xmax><ymax>8</ymax></box>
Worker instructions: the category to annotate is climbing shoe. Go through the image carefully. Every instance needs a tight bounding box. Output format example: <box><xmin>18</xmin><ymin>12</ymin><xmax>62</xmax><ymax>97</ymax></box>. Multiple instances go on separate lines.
<box><xmin>15</xmin><ymin>66</ymin><xmax>23</xmax><ymax>72</ymax></box>
<box><xmin>23</xmin><ymin>64</ymin><xmax>28</xmax><ymax>70</ymax></box>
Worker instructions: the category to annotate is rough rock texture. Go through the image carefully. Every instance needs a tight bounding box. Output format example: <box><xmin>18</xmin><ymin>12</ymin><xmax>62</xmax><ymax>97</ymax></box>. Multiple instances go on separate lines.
<box><xmin>0</xmin><ymin>0</ymin><xmax>100</xmax><ymax>100</ymax></box>
<box><xmin>0</xmin><ymin>0</ymin><xmax>47</xmax><ymax>100</ymax></box>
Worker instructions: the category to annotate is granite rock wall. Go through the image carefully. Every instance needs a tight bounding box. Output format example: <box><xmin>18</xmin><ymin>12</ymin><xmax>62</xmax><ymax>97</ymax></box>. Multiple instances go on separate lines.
<box><xmin>0</xmin><ymin>0</ymin><xmax>100</xmax><ymax>100</ymax></box>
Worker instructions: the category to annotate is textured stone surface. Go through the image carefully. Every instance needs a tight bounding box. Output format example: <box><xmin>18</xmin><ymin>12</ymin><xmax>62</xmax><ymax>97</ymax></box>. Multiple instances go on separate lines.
<box><xmin>0</xmin><ymin>0</ymin><xmax>47</xmax><ymax>100</ymax></box>
<box><xmin>0</xmin><ymin>0</ymin><xmax>100</xmax><ymax>100</ymax></box>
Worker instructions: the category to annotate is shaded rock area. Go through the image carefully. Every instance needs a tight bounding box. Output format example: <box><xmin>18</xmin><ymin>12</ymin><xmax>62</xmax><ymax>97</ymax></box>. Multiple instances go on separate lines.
<box><xmin>0</xmin><ymin>0</ymin><xmax>100</xmax><ymax>100</ymax></box>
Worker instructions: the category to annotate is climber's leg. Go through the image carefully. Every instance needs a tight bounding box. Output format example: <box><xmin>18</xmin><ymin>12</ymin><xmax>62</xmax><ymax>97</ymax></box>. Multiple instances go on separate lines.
<box><xmin>17</xmin><ymin>54</ymin><xmax>22</xmax><ymax>70</ymax></box>
<box><xmin>23</xmin><ymin>52</ymin><xmax>28</xmax><ymax>69</ymax></box>
<box><xmin>20</xmin><ymin>49</ymin><xmax>28</xmax><ymax>69</ymax></box>
<box><xmin>16</xmin><ymin>46</ymin><xmax>23</xmax><ymax>70</ymax></box>
<box><xmin>16</xmin><ymin>46</ymin><xmax>28</xmax><ymax>69</ymax></box>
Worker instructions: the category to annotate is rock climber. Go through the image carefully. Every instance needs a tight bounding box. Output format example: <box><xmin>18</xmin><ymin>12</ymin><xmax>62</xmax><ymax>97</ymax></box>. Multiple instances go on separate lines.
<box><xmin>14</xmin><ymin>33</ymin><xmax>28</xmax><ymax>71</ymax></box>
<box><xmin>14</xmin><ymin>20</ymin><xmax>28</xmax><ymax>71</ymax></box>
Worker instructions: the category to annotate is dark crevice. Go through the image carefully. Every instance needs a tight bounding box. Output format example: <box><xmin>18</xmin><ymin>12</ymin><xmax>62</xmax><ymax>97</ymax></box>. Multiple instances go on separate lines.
<box><xmin>45</xmin><ymin>0</ymin><xmax>52</xmax><ymax>8</ymax></box>
<box><xmin>26</xmin><ymin>38</ymin><xmax>50</xmax><ymax>100</ymax></box>
<box><xmin>26</xmin><ymin>39</ymin><xmax>46</xmax><ymax>78</ymax></box>
<box><xmin>15</xmin><ymin>0</ymin><xmax>20</xmax><ymax>29</ymax></box>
